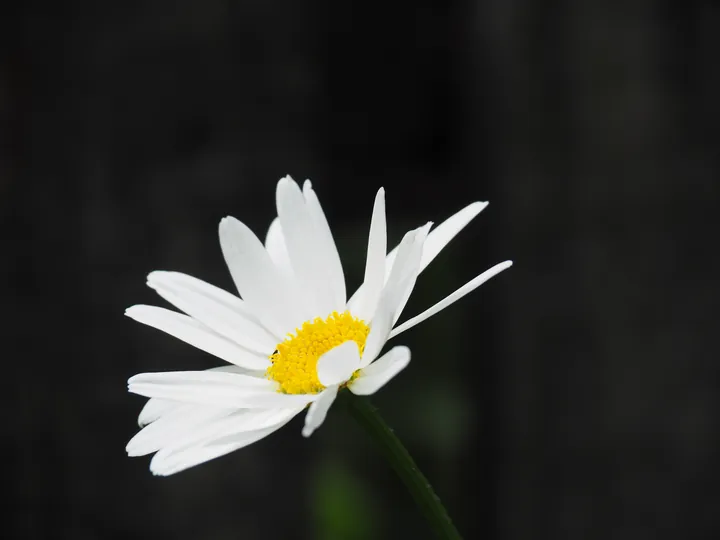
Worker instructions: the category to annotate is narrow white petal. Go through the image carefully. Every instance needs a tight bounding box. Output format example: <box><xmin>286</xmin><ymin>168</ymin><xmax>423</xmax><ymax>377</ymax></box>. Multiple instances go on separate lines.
<box><xmin>360</xmin><ymin>277</ymin><xmax>408</xmax><ymax>369</ymax></box>
<box><xmin>386</xmin><ymin>224</ymin><xmax>430</xmax><ymax>294</ymax></box>
<box><xmin>129</xmin><ymin>370</ymin><xmax>272</xmax><ymax>387</ymax></box>
<box><xmin>128</xmin><ymin>370</ymin><xmax>319</xmax><ymax>408</ymax></box>
<box><xmin>137</xmin><ymin>366</ymin><xmax>259</xmax><ymax>427</ymax></box>
<box><xmin>220</xmin><ymin>406</ymin><xmax>306</xmax><ymax>435</ymax></box>
<box><xmin>349</xmin><ymin>345</ymin><xmax>411</xmax><ymax>396</ymax></box>
<box><xmin>276</xmin><ymin>176</ymin><xmax>336</xmax><ymax>315</ymax></box>
<box><xmin>150</xmin><ymin>409</ymin><xmax>299</xmax><ymax>476</ymax></box>
<box><xmin>360</xmin><ymin>225</ymin><xmax>429</xmax><ymax>367</ymax></box>
<box><xmin>265</xmin><ymin>217</ymin><xmax>294</xmax><ymax>277</ymax></box>
<box><xmin>125</xmin><ymin>305</ymin><xmax>270</xmax><ymax>370</ymax></box>
<box><xmin>127</xmin><ymin>405</ymin><xmax>232</xmax><ymax>456</ymax></box>
<box><xmin>302</xmin><ymin>385</ymin><xmax>339</xmax><ymax>437</ymax></box>
<box><xmin>137</xmin><ymin>398</ymin><xmax>179</xmax><ymax>427</ymax></box>
<box><xmin>130</xmin><ymin>405</ymin><xmax>304</xmax><ymax>458</ymax></box>
<box><xmin>389</xmin><ymin>260</ymin><xmax>513</xmax><ymax>339</ymax></box>
<box><xmin>303</xmin><ymin>180</ymin><xmax>346</xmax><ymax>310</ymax></box>
<box><xmin>389</xmin><ymin>223</ymin><xmax>432</xmax><ymax>324</ymax></box>
<box><xmin>352</xmin><ymin>188</ymin><xmax>386</xmax><ymax>321</ymax></box>
<box><xmin>145</xmin><ymin>271</ymin><xmax>257</xmax><ymax>320</ymax></box>
<box><xmin>417</xmin><ymin>201</ymin><xmax>488</xmax><ymax>273</ymax></box>
<box><xmin>147</xmin><ymin>271</ymin><xmax>277</xmax><ymax>355</ymax></box>
<box><xmin>348</xmin><ymin>201</ymin><xmax>487</xmax><ymax>310</ymax></box>
<box><xmin>316</xmin><ymin>341</ymin><xmax>361</xmax><ymax>387</ymax></box>
<box><xmin>219</xmin><ymin>216</ymin><xmax>308</xmax><ymax>337</ymax></box>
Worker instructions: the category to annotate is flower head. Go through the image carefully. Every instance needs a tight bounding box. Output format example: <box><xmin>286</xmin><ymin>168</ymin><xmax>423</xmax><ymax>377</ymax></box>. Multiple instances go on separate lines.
<box><xmin>126</xmin><ymin>176</ymin><xmax>512</xmax><ymax>475</ymax></box>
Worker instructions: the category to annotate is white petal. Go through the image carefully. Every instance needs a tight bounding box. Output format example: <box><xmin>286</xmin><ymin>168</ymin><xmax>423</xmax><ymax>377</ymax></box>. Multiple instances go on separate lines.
<box><xmin>127</xmin><ymin>405</ymin><xmax>232</xmax><ymax>456</ymax></box>
<box><xmin>129</xmin><ymin>370</ymin><xmax>272</xmax><ymax>387</ymax></box>
<box><xmin>219</xmin><ymin>406</ymin><xmax>306</xmax><ymax>435</ymax></box>
<box><xmin>302</xmin><ymin>385</ymin><xmax>339</xmax><ymax>437</ymax></box>
<box><xmin>352</xmin><ymin>188</ymin><xmax>386</xmax><ymax>321</ymax></box>
<box><xmin>150</xmin><ymin>409</ymin><xmax>299</xmax><ymax>476</ymax></box>
<box><xmin>125</xmin><ymin>305</ymin><xmax>270</xmax><ymax>370</ymax></box>
<box><xmin>265</xmin><ymin>217</ymin><xmax>294</xmax><ymax>277</ymax></box>
<box><xmin>276</xmin><ymin>176</ymin><xmax>337</xmax><ymax>315</ymax></box>
<box><xmin>145</xmin><ymin>271</ymin><xmax>257</xmax><ymax>320</ymax></box>
<box><xmin>316</xmin><ymin>341</ymin><xmax>361</xmax><ymax>387</ymax></box>
<box><xmin>130</xmin><ymin>405</ymin><xmax>304</xmax><ymax>458</ymax></box>
<box><xmin>417</xmin><ymin>201</ymin><xmax>488</xmax><ymax>273</ymax></box>
<box><xmin>348</xmin><ymin>201</ymin><xmax>487</xmax><ymax>310</ymax></box>
<box><xmin>147</xmin><ymin>271</ymin><xmax>278</xmax><ymax>355</ymax></box>
<box><xmin>137</xmin><ymin>398</ymin><xmax>179</xmax><ymax>428</ymax></box>
<box><xmin>360</xmin><ymin>276</ymin><xmax>409</xmax><ymax>369</ymax></box>
<box><xmin>349</xmin><ymin>345</ymin><xmax>410</xmax><ymax>396</ymax></box>
<box><xmin>219</xmin><ymin>216</ymin><xmax>308</xmax><ymax>337</ymax></box>
<box><xmin>128</xmin><ymin>370</ymin><xmax>319</xmax><ymax>408</ymax></box>
<box><xmin>387</xmin><ymin>203</ymin><xmax>489</xmax><ymax>325</ymax></box>
<box><xmin>360</xmin><ymin>225</ymin><xmax>429</xmax><ymax>368</ymax></box>
<box><xmin>303</xmin><ymin>180</ymin><xmax>346</xmax><ymax>310</ymax></box>
<box><xmin>137</xmin><ymin>366</ymin><xmax>260</xmax><ymax>427</ymax></box>
<box><xmin>389</xmin><ymin>223</ymin><xmax>432</xmax><ymax>324</ymax></box>
<box><xmin>389</xmin><ymin>260</ymin><xmax>513</xmax><ymax>339</ymax></box>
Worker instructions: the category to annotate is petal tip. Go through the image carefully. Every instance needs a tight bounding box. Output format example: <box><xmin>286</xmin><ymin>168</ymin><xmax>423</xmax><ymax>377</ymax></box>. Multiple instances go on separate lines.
<box><xmin>126</xmin><ymin>442</ymin><xmax>142</xmax><ymax>457</ymax></box>
<box><xmin>124</xmin><ymin>305</ymin><xmax>143</xmax><ymax>319</ymax></box>
<box><xmin>218</xmin><ymin>216</ymin><xmax>237</xmax><ymax>232</ymax></box>
<box><xmin>278</xmin><ymin>174</ymin><xmax>295</xmax><ymax>186</ymax></box>
<box><xmin>145</xmin><ymin>270</ymin><xmax>168</xmax><ymax>288</ymax></box>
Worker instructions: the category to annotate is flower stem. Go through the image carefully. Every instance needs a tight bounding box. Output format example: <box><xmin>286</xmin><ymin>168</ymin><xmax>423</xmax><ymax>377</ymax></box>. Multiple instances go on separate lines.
<box><xmin>341</xmin><ymin>394</ymin><xmax>463</xmax><ymax>540</ymax></box>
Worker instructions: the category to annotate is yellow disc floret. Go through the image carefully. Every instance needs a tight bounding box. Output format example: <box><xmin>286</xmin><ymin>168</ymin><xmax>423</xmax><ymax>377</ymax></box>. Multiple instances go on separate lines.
<box><xmin>266</xmin><ymin>311</ymin><xmax>370</xmax><ymax>395</ymax></box>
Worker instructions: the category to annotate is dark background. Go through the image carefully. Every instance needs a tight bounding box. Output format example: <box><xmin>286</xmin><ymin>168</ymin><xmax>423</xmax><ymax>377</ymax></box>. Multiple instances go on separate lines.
<box><xmin>4</xmin><ymin>1</ymin><xmax>720</xmax><ymax>539</ymax></box>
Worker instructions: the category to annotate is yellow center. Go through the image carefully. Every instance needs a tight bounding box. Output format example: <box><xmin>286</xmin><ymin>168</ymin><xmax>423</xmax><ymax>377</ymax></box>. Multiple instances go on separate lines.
<box><xmin>266</xmin><ymin>311</ymin><xmax>370</xmax><ymax>395</ymax></box>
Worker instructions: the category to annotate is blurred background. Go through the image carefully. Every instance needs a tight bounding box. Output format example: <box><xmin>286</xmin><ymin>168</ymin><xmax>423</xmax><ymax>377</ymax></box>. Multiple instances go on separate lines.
<box><xmin>4</xmin><ymin>1</ymin><xmax>720</xmax><ymax>539</ymax></box>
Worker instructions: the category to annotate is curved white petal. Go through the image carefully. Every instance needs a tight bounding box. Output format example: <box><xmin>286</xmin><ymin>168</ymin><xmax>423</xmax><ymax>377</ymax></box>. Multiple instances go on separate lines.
<box><xmin>276</xmin><ymin>177</ymin><xmax>338</xmax><ymax>315</ymax></box>
<box><xmin>389</xmin><ymin>260</ymin><xmax>513</xmax><ymax>339</ymax></box>
<box><xmin>137</xmin><ymin>366</ymin><xmax>261</xmax><ymax>427</ymax></box>
<box><xmin>129</xmin><ymin>370</ymin><xmax>272</xmax><ymax>387</ymax></box>
<box><xmin>265</xmin><ymin>217</ymin><xmax>294</xmax><ymax>277</ymax></box>
<box><xmin>130</xmin><ymin>405</ymin><xmax>304</xmax><ymax>458</ymax></box>
<box><xmin>348</xmin><ymin>201</ymin><xmax>487</xmax><ymax>311</ymax></box>
<box><xmin>145</xmin><ymin>271</ymin><xmax>256</xmax><ymax>320</ymax></box>
<box><xmin>150</xmin><ymin>408</ymin><xmax>300</xmax><ymax>476</ymax></box>
<box><xmin>303</xmin><ymin>180</ymin><xmax>346</xmax><ymax>310</ymax></box>
<box><xmin>128</xmin><ymin>370</ymin><xmax>320</xmax><ymax>408</ymax></box>
<box><xmin>125</xmin><ymin>305</ymin><xmax>270</xmax><ymax>370</ymax></box>
<box><xmin>302</xmin><ymin>385</ymin><xmax>339</xmax><ymax>437</ymax></box>
<box><xmin>417</xmin><ymin>201</ymin><xmax>488</xmax><ymax>273</ymax></box>
<box><xmin>127</xmin><ymin>405</ymin><xmax>232</xmax><ymax>457</ymax></box>
<box><xmin>389</xmin><ymin>223</ymin><xmax>432</xmax><ymax>324</ymax></box>
<box><xmin>352</xmin><ymin>188</ymin><xmax>386</xmax><ymax>321</ymax></box>
<box><xmin>316</xmin><ymin>341</ymin><xmax>361</xmax><ymax>387</ymax></box>
<box><xmin>361</xmin><ymin>224</ymin><xmax>429</xmax><ymax>368</ymax></box>
<box><xmin>219</xmin><ymin>216</ymin><xmax>308</xmax><ymax>337</ymax></box>
<box><xmin>147</xmin><ymin>271</ymin><xmax>277</xmax><ymax>355</ymax></box>
<box><xmin>138</xmin><ymin>398</ymin><xmax>179</xmax><ymax>428</ymax></box>
<box><xmin>349</xmin><ymin>345</ymin><xmax>410</xmax><ymax>396</ymax></box>
<box><xmin>360</xmin><ymin>275</ymin><xmax>409</xmax><ymax>369</ymax></box>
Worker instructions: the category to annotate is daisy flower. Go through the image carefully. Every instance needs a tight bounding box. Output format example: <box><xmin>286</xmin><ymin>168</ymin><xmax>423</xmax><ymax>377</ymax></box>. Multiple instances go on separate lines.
<box><xmin>126</xmin><ymin>176</ymin><xmax>512</xmax><ymax>475</ymax></box>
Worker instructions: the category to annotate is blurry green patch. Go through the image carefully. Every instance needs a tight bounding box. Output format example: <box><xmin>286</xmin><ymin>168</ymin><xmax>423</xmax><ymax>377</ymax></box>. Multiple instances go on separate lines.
<box><xmin>408</xmin><ymin>384</ymin><xmax>472</xmax><ymax>457</ymax></box>
<box><xmin>312</xmin><ymin>457</ymin><xmax>380</xmax><ymax>540</ymax></box>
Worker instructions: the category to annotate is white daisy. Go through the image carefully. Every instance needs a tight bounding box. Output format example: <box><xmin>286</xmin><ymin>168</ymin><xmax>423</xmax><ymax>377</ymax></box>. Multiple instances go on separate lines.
<box><xmin>126</xmin><ymin>175</ymin><xmax>512</xmax><ymax>475</ymax></box>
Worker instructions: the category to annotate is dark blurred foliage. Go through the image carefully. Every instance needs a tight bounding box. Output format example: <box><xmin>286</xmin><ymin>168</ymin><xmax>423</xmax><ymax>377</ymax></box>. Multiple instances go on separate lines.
<box><xmin>3</xmin><ymin>1</ymin><xmax>720</xmax><ymax>539</ymax></box>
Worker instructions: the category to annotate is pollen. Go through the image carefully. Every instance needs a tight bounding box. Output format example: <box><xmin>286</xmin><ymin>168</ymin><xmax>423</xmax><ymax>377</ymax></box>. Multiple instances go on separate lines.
<box><xmin>266</xmin><ymin>311</ymin><xmax>370</xmax><ymax>395</ymax></box>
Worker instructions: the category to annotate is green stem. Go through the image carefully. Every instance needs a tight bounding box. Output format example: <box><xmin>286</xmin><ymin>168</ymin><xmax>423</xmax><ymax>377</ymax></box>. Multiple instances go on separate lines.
<box><xmin>341</xmin><ymin>394</ymin><xmax>463</xmax><ymax>540</ymax></box>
